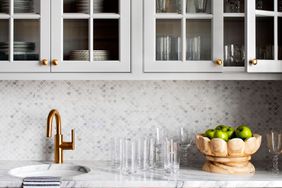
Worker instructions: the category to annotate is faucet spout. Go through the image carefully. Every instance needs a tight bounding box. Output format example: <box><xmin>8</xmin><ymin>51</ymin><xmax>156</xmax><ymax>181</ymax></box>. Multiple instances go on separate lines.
<box><xmin>47</xmin><ymin>109</ymin><xmax>62</xmax><ymax>137</ymax></box>
<box><xmin>46</xmin><ymin>109</ymin><xmax>75</xmax><ymax>164</ymax></box>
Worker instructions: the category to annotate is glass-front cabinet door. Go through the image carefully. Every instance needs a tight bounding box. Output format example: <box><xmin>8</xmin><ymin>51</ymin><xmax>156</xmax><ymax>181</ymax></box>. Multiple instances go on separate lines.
<box><xmin>144</xmin><ymin>0</ymin><xmax>223</xmax><ymax>72</ymax></box>
<box><xmin>247</xmin><ymin>0</ymin><xmax>282</xmax><ymax>72</ymax></box>
<box><xmin>0</xmin><ymin>0</ymin><xmax>50</xmax><ymax>72</ymax></box>
<box><xmin>51</xmin><ymin>0</ymin><xmax>130</xmax><ymax>72</ymax></box>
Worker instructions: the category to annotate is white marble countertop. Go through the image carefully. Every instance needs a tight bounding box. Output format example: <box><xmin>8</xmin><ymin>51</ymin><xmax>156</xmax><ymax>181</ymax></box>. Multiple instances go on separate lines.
<box><xmin>0</xmin><ymin>161</ymin><xmax>281</xmax><ymax>188</ymax></box>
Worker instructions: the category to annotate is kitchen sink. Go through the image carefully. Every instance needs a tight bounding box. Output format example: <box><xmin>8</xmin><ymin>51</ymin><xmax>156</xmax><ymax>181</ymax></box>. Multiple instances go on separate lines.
<box><xmin>9</xmin><ymin>164</ymin><xmax>91</xmax><ymax>178</ymax></box>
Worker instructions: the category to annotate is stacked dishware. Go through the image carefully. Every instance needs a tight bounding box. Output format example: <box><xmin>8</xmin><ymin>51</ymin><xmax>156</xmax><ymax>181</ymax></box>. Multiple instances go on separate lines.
<box><xmin>0</xmin><ymin>42</ymin><xmax>8</xmax><ymax>60</ymax></box>
<box><xmin>70</xmin><ymin>50</ymin><xmax>109</xmax><ymax>61</ymax></box>
<box><xmin>0</xmin><ymin>0</ymin><xmax>34</xmax><ymax>13</ymax></box>
<box><xmin>0</xmin><ymin>41</ymin><xmax>38</xmax><ymax>60</ymax></box>
<box><xmin>156</xmin><ymin>35</ymin><xmax>181</xmax><ymax>61</ymax></box>
<box><xmin>93</xmin><ymin>0</ymin><xmax>103</xmax><ymax>13</ymax></box>
<box><xmin>76</xmin><ymin>0</ymin><xmax>104</xmax><ymax>13</ymax></box>
<box><xmin>76</xmin><ymin>0</ymin><xmax>89</xmax><ymax>13</ymax></box>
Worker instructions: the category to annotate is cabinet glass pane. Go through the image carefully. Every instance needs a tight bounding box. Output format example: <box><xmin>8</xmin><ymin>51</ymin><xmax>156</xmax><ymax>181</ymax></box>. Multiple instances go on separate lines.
<box><xmin>256</xmin><ymin>0</ymin><xmax>274</xmax><ymax>11</ymax></box>
<box><xmin>14</xmin><ymin>0</ymin><xmax>40</xmax><ymax>14</ymax></box>
<box><xmin>256</xmin><ymin>17</ymin><xmax>274</xmax><ymax>60</ymax></box>
<box><xmin>186</xmin><ymin>0</ymin><xmax>211</xmax><ymax>14</ymax></box>
<box><xmin>279</xmin><ymin>17</ymin><xmax>282</xmax><ymax>60</ymax></box>
<box><xmin>186</xmin><ymin>19</ymin><xmax>211</xmax><ymax>60</ymax></box>
<box><xmin>0</xmin><ymin>20</ymin><xmax>9</xmax><ymax>61</ymax></box>
<box><xmin>64</xmin><ymin>0</ymin><xmax>90</xmax><ymax>13</ymax></box>
<box><xmin>64</xmin><ymin>0</ymin><xmax>119</xmax><ymax>14</ymax></box>
<box><xmin>224</xmin><ymin>0</ymin><xmax>244</xmax><ymax>13</ymax></box>
<box><xmin>64</xmin><ymin>20</ymin><xmax>89</xmax><ymax>61</ymax></box>
<box><xmin>96</xmin><ymin>0</ymin><xmax>119</xmax><ymax>13</ymax></box>
<box><xmin>224</xmin><ymin>18</ymin><xmax>245</xmax><ymax>66</ymax></box>
<box><xmin>156</xmin><ymin>0</ymin><xmax>181</xmax><ymax>13</ymax></box>
<box><xmin>14</xmin><ymin>20</ymin><xmax>39</xmax><ymax>61</ymax></box>
<box><xmin>156</xmin><ymin>19</ymin><xmax>181</xmax><ymax>61</ymax></box>
<box><xmin>0</xmin><ymin>0</ymin><xmax>9</xmax><ymax>13</ymax></box>
<box><xmin>94</xmin><ymin>19</ymin><xmax>119</xmax><ymax>61</ymax></box>
<box><xmin>279</xmin><ymin>0</ymin><xmax>282</xmax><ymax>12</ymax></box>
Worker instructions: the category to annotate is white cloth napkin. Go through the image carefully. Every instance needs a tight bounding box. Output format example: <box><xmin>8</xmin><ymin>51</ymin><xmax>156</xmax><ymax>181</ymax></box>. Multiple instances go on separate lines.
<box><xmin>23</xmin><ymin>177</ymin><xmax>60</xmax><ymax>188</ymax></box>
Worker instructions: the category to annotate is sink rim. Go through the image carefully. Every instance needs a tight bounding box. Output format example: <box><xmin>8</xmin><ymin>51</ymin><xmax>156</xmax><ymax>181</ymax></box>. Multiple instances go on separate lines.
<box><xmin>8</xmin><ymin>164</ymin><xmax>91</xmax><ymax>178</ymax></box>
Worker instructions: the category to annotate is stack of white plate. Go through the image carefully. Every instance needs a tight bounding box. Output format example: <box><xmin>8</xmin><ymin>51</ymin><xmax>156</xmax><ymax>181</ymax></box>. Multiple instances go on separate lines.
<box><xmin>93</xmin><ymin>0</ymin><xmax>103</xmax><ymax>13</ymax></box>
<box><xmin>0</xmin><ymin>42</ymin><xmax>35</xmax><ymax>52</ymax></box>
<box><xmin>0</xmin><ymin>0</ymin><xmax>34</xmax><ymax>13</ymax></box>
<box><xmin>15</xmin><ymin>0</ymin><xmax>34</xmax><ymax>13</ymax></box>
<box><xmin>76</xmin><ymin>0</ymin><xmax>89</xmax><ymax>14</ymax></box>
<box><xmin>76</xmin><ymin>0</ymin><xmax>104</xmax><ymax>13</ymax></box>
<box><xmin>70</xmin><ymin>50</ymin><xmax>109</xmax><ymax>61</ymax></box>
<box><xmin>94</xmin><ymin>50</ymin><xmax>109</xmax><ymax>61</ymax></box>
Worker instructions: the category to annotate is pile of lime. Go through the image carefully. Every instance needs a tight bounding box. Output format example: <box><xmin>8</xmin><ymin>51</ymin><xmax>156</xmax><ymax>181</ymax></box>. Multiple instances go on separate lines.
<box><xmin>204</xmin><ymin>125</ymin><xmax>253</xmax><ymax>141</ymax></box>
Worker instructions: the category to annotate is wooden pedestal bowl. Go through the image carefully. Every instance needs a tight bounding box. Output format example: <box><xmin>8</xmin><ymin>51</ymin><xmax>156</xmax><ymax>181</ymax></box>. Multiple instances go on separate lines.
<box><xmin>196</xmin><ymin>134</ymin><xmax>262</xmax><ymax>175</ymax></box>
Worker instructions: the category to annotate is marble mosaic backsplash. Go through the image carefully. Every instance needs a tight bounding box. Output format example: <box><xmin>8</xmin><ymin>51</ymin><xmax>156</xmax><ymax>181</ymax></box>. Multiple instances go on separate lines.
<box><xmin>0</xmin><ymin>81</ymin><xmax>281</xmax><ymax>161</ymax></box>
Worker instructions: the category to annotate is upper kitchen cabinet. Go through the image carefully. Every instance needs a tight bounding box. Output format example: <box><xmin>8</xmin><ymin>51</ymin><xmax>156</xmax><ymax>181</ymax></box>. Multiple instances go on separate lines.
<box><xmin>143</xmin><ymin>0</ymin><xmax>248</xmax><ymax>73</ymax></box>
<box><xmin>51</xmin><ymin>0</ymin><xmax>130</xmax><ymax>72</ymax></box>
<box><xmin>0</xmin><ymin>0</ymin><xmax>50</xmax><ymax>72</ymax></box>
<box><xmin>247</xmin><ymin>0</ymin><xmax>282</xmax><ymax>72</ymax></box>
<box><xmin>144</xmin><ymin>0</ymin><xmax>223</xmax><ymax>72</ymax></box>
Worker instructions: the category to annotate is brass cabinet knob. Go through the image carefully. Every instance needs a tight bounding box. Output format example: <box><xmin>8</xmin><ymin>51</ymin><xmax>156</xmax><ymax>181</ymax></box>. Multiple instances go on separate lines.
<box><xmin>215</xmin><ymin>59</ymin><xmax>223</xmax><ymax>65</ymax></box>
<box><xmin>250</xmin><ymin>59</ymin><xmax>257</xmax><ymax>65</ymax></box>
<box><xmin>52</xmin><ymin>59</ymin><xmax>59</xmax><ymax>66</ymax></box>
<box><xmin>41</xmin><ymin>59</ymin><xmax>48</xmax><ymax>65</ymax></box>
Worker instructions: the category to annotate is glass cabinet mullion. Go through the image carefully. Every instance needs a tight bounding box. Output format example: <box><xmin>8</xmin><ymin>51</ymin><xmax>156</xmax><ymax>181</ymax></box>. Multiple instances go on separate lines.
<box><xmin>274</xmin><ymin>15</ymin><xmax>278</xmax><ymax>60</ymax></box>
<box><xmin>182</xmin><ymin>18</ymin><xmax>186</xmax><ymax>61</ymax></box>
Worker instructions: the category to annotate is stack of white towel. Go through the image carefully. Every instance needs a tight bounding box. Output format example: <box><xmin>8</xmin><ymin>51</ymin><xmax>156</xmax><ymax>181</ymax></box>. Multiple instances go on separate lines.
<box><xmin>23</xmin><ymin>177</ymin><xmax>60</xmax><ymax>188</ymax></box>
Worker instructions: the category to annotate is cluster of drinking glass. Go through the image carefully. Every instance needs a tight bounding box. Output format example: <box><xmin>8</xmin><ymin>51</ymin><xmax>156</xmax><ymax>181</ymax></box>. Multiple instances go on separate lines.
<box><xmin>111</xmin><ymin>128</ymin><xmax>193</xmax><ymax>174</ymax></box>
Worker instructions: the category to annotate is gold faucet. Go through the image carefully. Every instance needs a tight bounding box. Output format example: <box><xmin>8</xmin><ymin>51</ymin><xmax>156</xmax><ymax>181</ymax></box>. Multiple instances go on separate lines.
<box><xmin>46</xmin><ymin>109</ymin><xmax>75</xmax><ymax>164</ymax></box>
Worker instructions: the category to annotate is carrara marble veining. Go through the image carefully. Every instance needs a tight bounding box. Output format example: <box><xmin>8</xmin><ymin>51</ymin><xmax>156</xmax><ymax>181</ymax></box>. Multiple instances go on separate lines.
<box><xmin>0</xmin><ymin>81</ymin><xmax>281</xmax><ymax>161</ymax></box>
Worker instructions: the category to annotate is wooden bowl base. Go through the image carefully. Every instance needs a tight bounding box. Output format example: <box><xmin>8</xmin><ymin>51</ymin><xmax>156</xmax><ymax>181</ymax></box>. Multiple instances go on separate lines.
<box><xmin>202</xmin><ymin>161</ymin><xmax>255</xmax><ymax>175</ymax></box>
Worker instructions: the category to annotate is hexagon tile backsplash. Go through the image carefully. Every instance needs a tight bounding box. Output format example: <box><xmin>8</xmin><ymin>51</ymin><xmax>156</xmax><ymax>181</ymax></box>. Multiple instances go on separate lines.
<box><xmin>0</xmin><ymin>80</ymin><xmax>281</xmax><ymax>161</ymax></box>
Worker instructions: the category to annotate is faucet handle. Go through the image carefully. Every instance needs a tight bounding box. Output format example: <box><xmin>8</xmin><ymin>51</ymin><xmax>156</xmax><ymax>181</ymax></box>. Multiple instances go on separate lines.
<box><xmin>62</xmin><ymin>129</ymin><xmax>75</xmax><ymax>150</ymax></box>
<box><xmin>71</xmin><ymin>129</ymin><xmax>75</xmax><ymax>150</ymax></box>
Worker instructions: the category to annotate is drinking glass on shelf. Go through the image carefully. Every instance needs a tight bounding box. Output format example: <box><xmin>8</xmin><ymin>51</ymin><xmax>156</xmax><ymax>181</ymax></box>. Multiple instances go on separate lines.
<box><xmin>157</xmin><ymin>0</ymin><xmax>167</xmax><ymax>12</ymax></box>
<box><xmin>266</xmin><ymin>130</ymin><xmax>282</xmax><ymax>174</ymax></box>
<box><xmin>164</xmin><ymin>138</ymin><xmax>180</xmax><ymax>174</ymax></box>
<box><xmin>187</xmin><ymin>36</ymin><xmax>201</xmax><ymax>60</ymax></box>
<box><xmin>256</xmin><ymin>0</ymin><xmax>263</xmax><ymax>10</ymax></box>
<box><xmin>156</xmin><ymin>35</ymin><xmax>181</xmax><ymax>61</ymax></box>
<box><xmin>194</xmin><ymin>0</ymin><xmax>207</xmax><ymax>13</ymax></box>
<box><xmin>179</xmin><ymin>128</ymin><xmax>193</xmax><ymax>167</ymax></box>
<box><xmin>279</xmin><ymin>0</ymin><xmax>282</xmax><ymax>12</ymax></box>
<box><xmin>225</xmin><ymin>0</ymin><xmax>241</xmax><ymax>13</ymax></box>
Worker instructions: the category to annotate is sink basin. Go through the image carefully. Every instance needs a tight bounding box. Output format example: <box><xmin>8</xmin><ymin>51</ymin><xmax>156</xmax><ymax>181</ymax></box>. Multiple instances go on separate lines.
<box><xmin>9</xmin><ymin>164</ymin><xmax>91</xmax><ymax>178</ymax></box>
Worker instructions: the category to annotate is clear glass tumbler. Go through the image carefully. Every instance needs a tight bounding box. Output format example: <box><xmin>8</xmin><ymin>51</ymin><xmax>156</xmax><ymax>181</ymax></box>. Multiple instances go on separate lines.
<box><xmin>194</xmin><ymin>0</ymin><xmax>207</xmax><ymax>13</ymax></box>
<box><xmin>164</xmin><ymin>138</ymin><xmax>180</xmax><ymax>174</ymax></box>
<box><xmin>111</xmin><ymin>138</ymin><xmax>123</xmax><ymax>169</ymax></box>
<box><xmin>179</xmin><ymin>128</ymin><xmax>193</xmax><ymax>167</ymax></box>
